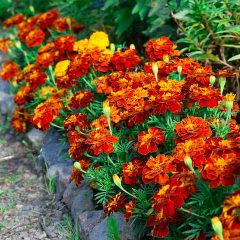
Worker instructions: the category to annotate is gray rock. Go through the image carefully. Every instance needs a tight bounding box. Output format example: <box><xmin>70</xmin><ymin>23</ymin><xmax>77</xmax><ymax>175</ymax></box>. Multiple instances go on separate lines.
<box><xmin>63</xmin><ymin>181</ymin><xmax>89</xmax><ymax>208</ymax></box>
<box><xmin>71</xmin><ymin>187</ymin><xmax>94</xmax><ymax>221</ymax></box>
<box><xmin>0</xmin><ymin>92</ymin><xmax>14</xmax><ymax>115</ymax></box>
<box><xmin>77</xmin><ymin>210</ymin><xmax>106</xmax><ymax>240</ymax></box>
<box><xmin>0</xmin><ymin>80</ymin><xmax>10</xmax><ymax>93</ymax></box>
<box><xmin>39</xmin><ymin>129</ymin><xmax>72</xmax><ymax>167</ymax></box>
<box><xmin>89</xmin><ymin>212</ymin><xmax>139</xmax><ymax>240</ymax></box>
<box><xmin>46</xmin><ymin>163</ymin><xmax>72</xmax><ymax>198</ymax></box>
<box><xmin>26</xmin><ymin>128</ymin><xmax>46</xmax><ymax>151</ymax></box>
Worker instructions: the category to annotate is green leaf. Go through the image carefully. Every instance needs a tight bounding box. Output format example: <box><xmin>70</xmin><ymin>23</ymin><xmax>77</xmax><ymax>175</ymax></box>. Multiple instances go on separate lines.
<box><xmin>228</xmin><ymin>54</ymin><xmax>240</xmax><ymax>61</ymax></box>
<box><xmin>107</xmin><ymin>215</ymin><xmax>120</xmax><ymax>240</ymax></box>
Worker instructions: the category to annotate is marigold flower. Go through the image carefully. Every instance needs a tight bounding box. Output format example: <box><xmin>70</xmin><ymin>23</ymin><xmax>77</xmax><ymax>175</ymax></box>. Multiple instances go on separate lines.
<box><xmin>54</xmin><ymin>17</ymin><xmax>78</xmax><ymax>32</ymax></box>
<box><xmin>55</xmin><ymin>35</ymin><xmax>75</xmax><ymax>54</ymax></box>
<box><xmin>11</xmin><ymin>107</ymin><xmax>30</xmax><ymax>132</ymax></box>
<box><xmin>25</xmin><ymin>28</ymin><xmax>45</xmax><ymax>48</ymax></box>
<box><xmin>104</xmin><ymin>193</ymin><xmax>126</xmax><ymax>216</ymax></box>
<box><xmin>36</xmin><ymin>52</ymin><xmax>55</xmax><ymax>68</ymax></box>
<box><xmin>17</xmin><ymin>21</ymin><xmax>35</xmax><ymax>42</ymax></box>
<box><xmin>175</xmin><ymin>116</ymin><xmax>212</xmax><ymax>142</ymax></box>
<box><xmin>14</xmin><ymin>86</ymin><xmax>33</xmax><ymax>105</ymax></box>
<box><xmin>70</xmin><ymin>158</ymin><xmax>90</xmax><ymax>186</ymax></box>
<box><xmin>35</xmin><ymin>10</ymin><xmax>59</xmax><ymax>29</ymax></box>
<box><xmin>124</xmin><ymin>200</ymin><xmax>136</xmax><ymax>222</ymax></box>
<box><xmin>32</xmin><ymin>97</ymin><xmax>63</xmax><ymax>130</ymax></box>
<box><xmin>0</xmin><ymin>62</ymin><xmax>19</xmax><ymax>81</ymax></box>
<box><xmin>70</xmin><ymin>90</ymin><xmax>94</xmax><ymax>109</ymax></box>
<box><xmin>142</xmin><ymin>154</ymin><xmax>175</xmax><ymax>185</ymax></box>
<box><xmin>86</xmin><ymin>128</ymin><xmax>118</xmax><ymax>155</ymax></box>
<box><xmin>89</xmin><ymin>31</ymin><xmax>109</xmax><ymax>49</ymax></box>
<box><xmin>26</xmin><ymin>68</ymin><xmax>47</xmax><ymax>89</ymax></box>
<box><xmin>54</xmin><ymin>60</ymin><xmax>70</xmax><ymax>77</ymax></box>
<box><xmin>0</xmin><ymin>37</ymin><xmax>12</xmax><ymax>53</ymax></box>
<box><xmin>111</xmin><ymin>49</ymin><xmax>142</xmax><ymax>71</ymax></box>
<box><xmin>122</xmin><ymin>158</ymin><xmax>144</xmax><ymax>185</ymax></box>
<box><xmin>146</xmin><ymin>36</ymin><xmax>179</xmax><ymax>61</ymax></box>
<box><xmin>64</xmin><ymin>113</ymin><xmax>89</xmax><ymax>131</ymax></box>
<box><xmin>3</xmin><ymin>14</ymin><xmax>26</xmax><ymax>28</ymax></box>
<box><xmin>136</xmin><ymin>127</ymin><xmax>165</xmax><ymax>155</ymax></box>
<box><xmin>91</xmin><ymin>49</ymin><xmax>113</xmax><ymax>72</ymax></box>
<box><xmin>36</xmin><ymin>86</ymin><xmax>56</xmax><ymax>100</ymax></box>
<box><xmin>188</xmin><ymin>84</ymin><xmax>222</xmax><ymax>108</ymax></box>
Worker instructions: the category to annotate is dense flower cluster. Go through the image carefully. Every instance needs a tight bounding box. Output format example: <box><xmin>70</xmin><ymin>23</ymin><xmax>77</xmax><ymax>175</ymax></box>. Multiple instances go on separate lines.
<box><xmin>1</xmin><ymin>11</ymin><xmax>240</xmax><ymax>239</ymax></box>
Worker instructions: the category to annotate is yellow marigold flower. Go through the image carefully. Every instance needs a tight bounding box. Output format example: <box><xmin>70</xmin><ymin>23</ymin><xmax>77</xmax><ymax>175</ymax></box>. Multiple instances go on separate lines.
<box><xmin>89</xmin><ymin>31</ymin><xmax>109</xmax><ymax>49</ymax></box>
<box><xmin>54</xmin><ymin>60</ymin><xmax>70</xmax><ymax>78</ymax></box>
<box><xmin>38</xmin><ymin>86</ymin><xmax>55</xmax><ymax>99</ymax></box>
<box><xmin>73</xmin><ymin>39</ymin><xmax>88</xmax><ymax>53</ymax></box>
<box><xmin>225</xmin><ymin>93</ymin><xmax>235</xmax><ymax>102</ymax></box>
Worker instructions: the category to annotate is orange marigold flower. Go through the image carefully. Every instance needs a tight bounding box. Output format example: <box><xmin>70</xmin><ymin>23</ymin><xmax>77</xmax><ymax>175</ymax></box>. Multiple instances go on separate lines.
<box><xmin>14</xmin><ymin>86</ymin><xmax>33</xmax><ymax>105</ymax></box>
<box><xmin>86</xmin><ymin>129</ymin><xmax>118</xmax><ymax>155</ymax></box>
<box><xmin>64</xmin><ymin>113</ymin><xmax>89</xmax><ymax>132</ymax></box>
<box><xmin>136</xmin><ymin>127</ymin><xmax>165</xmax><ymax>155</ymax></box>
<box><xmin>175</xmin><ymin>116</ymin><xmax>212</xmax><ymax>142</ymax></box>
<box><xmin>146</xmin><ymin>36</ymin><xmax>179</xmax><ymax>61</ymax></box>
<box><xmin>3</xmin><ymin>14</ymin><xmax>26</xmax><ymax>28</ymax></box>
<box><xmin>55</xmin><ymin>35</ymin><xmax>76</xmax><ymax>54</ymax></box>
<box><xmin>36</xmin><ymin>52</ymin><xmax>55</xmax><ymax>68</ymax></box>
<box><xmin>70</xmin><ymin>90</ymin><xmax>94</xmax><ymax>109</ymax></box>
<box><xmin>122</xmin><ymin>158</ymin><xmax>144</xmax><ymax>185</ymax></box>
<box><xmin>104</xmin><ymin>193</ymin><xmax>126</xmax><ymax>216</ymax></box>
<box><xmin>90</xmin><ymin>114</ymin><xmax>109</xmax><ymax>130</ymax></box>
<box><xmin>32</xmin><ymin>97</ymin><xmax>63</xmax><ymax>131</ymax></box>
<box><xmin>188</xmin><ymin>84</ymin><xmax>222</xmax><ymax>108</ymax></box>
<box><xmin>91</xmin><ymin>49</ymin><xmax>113</xmax><ymax>72</ymax></box>
<box><xmin>26</xmin><ymin>68</ymin><xmax>47</xmax><ymax>89</ymax></box>
<box><xmin>70</xmin><ymin>158</ymin><xmax>90</xmax><ymax>186</ymax></box>
<box><xmin>0</xmin><ymin>61</ymin><xmax>19</xmax><ymax>81</ymax></box>
<box><xmin>36</xmin><ymin>10</ymin><xmax>59</xmax><ymax>29</ymax></box>
<box><xmin>11</xmin><ymin>107</ymin><xmax>30</xmax><ymax>132</ymax></box>
<box><xmin>111</xmin><ymin>49</ymin><xmax>142</xmax><ymax>71</ymax></box>
<box><xmin>142</xmin><ymin>154</ymin><xmax>176</xmax><ymax>185</ymax></box>
<box><xmin>17</xmin><ymin>21</ymin><xmax>35</xmax><ymax>42</ymax></box>
<box><xmin>228</xmin><ymin>119</ymin><xmax>240</xmax><ymax>139</ymax></box>
<box><xmin>25</xmin><ymin>28</ymin><xmax>45</xmax><ymax>48</ymax></box>
<box><xmin>124</xmin><ymin>200</ymin><xmax>136</xmax><ymax>222</ymax></box>
<box><xmin>201</xmin><ymin>153</ymin><xmax>239</xmax><ymax>188</ymax></box>
<box><xmin>0</xmin><ymin>37</ymin><xmax>12</xmax><ymax>53</ymax></box>
<box><xmin>36</xmin><ymin>86</ymin><xmax>56</xmax><ymax>100</ymax></box>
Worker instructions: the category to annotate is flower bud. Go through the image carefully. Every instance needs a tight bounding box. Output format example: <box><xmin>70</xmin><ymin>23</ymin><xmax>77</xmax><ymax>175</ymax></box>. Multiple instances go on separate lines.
<box><xmin>210</xmin><ymin>75</ymin><xmax>216</xmax><ymax>86</ymax></box>
<box><xmin>110</xmin><ymin>43</ymin><xmax>115</xmax><ymax>53</ymax></box>
<box><xmin>103</xmin><ymin>100</ymin><xmax>110</xmax><ymax>118</ymax></box>
<box><xmin>177</xmin><ymin>66</ymin><xmax>182</xmax><ymax>74</ymax></box>
<box><xmin>211</xmin><ymin>217</ymin><xmax>224</xmax><ymax>240</ymax></box>
<box><xmin>29</xmin><ymin>6</ymin><xmax>35</xmax><ymax>14</ymax></box>
<box><xmin>130</xmin><ymin>44</ymin><xmax>135</xmax><ymax>50</ymax></box>
<box><xmin>66</xmin><ymin>17</ymin><xmax>72</xmax><ymax>27</ymax></box>
<box><xmin>152</xmin><ymin>63</ymin><xmax>158</xmax><ymax>82</ymax></box>
<box><xmin>74</xmin><ymin>161</ymin><xmax>82</xmax><ymax>171</ymax></box>
<box><xmin>184</xmin><ymin>155</ymin><xmax>195</xmax><ymax>173</ymax></box>
<box><xmin>225</xmin><ymin>93</ymin><xmax>235</xmax><ymax>115</ymax></box>
<box><xmin>113</xmin><ymin>174</ymin><xmax>122</xmax><ymax>188</ymax></box>
<box><xmin>15</xmin><ymin>41</ymin><xmax>22</xmax><ymax>49</ymax></box>
<box><xmin>219</xmin><ymin>77</ymin><xmax>226</xmax><ymax>95</ymax></box>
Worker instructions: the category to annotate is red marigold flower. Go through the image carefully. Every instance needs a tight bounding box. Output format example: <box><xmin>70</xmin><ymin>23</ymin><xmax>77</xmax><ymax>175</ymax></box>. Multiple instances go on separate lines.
<box><xmin>25</xmin><ymin>28</ymin><xmax>45</xmax><ymax>48</ymax></box>
<box><xmin>136</xmin><ymin>127</ymin><xmax>165</xmax><ymax>155</ymax></box>
<box><xmin>104</xmin><ymin>193</ymin><xmax>126</xmax><ymax>216</ymax></box>
<box><xmin>26</xmin><ymin>68</ymin><xmax>47</xmax><ymax>89</ymax></box>
<box><xmin>122</xmin><ymin>158</ymin><xmax>144</xmax><ymax>185</ymax></box>
<box><xmin>32</xmin><ymin>97</ymin><xmax>63</xmax><ymax>131</ymax></box>
<box><xmin>54</xmin><ymin>16</ymin><xmax>84</xmax><ymax>33</ymax></box>
<box><xmin>36</xmin><ymin>10</ymin><xmax>59</xmax><ymax>29</ymax></box>
<box><xmin>0</xmin><ymin>61</ymin><xmax>19</xmax><ymax>81</ymax></box>
<box><xmin>36</xmin><ymin>52</ymin><xmax>55</xmax><ymax>68</ymax></box>
<box><xmin>124</xmin><ymin>200</ymin><xmax>136</xmax><ymax>222</ymax></box>
<box><xmin>146</xmin><ymin>36</ymin><xmax>179</xmax><ymax>61</ymax></box>
<box><xmin>0</xmin><ymin>37</ymin><xmax>12</xmax><ymax>53</ymax></box>
<box><xmin>227</xmin><ymin>119</ymin><xmax>240</xmax><ymax>139</ymax></box>
<box><xmin>14</xmin><ymin>86</ymin><xmax>33</xmax><ymax>105</ymax></box>
<box><xmin>175</xmin><ymin>116</ymin><xmax>212</xmax><ymax>142</ymax></box>
<box><xmin>111</xmin><ymin>49</ymin><xmax>142</xmax><ymax>71</ymax></box>
<box><xmin>91</xmin><ymin>48</ymin><xmax>113</xmax><ymax>72</ymax></box>
<box><xmin>17</xmin><ymin>21</ymin><xmax>35</xmax><ymax>42</ymax></box>
<box><xmin>70</xmin><ymin>158</ymin><xmax>90</xmax><ymax>186</ymax></box>
<box><xmin>86</xmin><ymin>129</ymin><xmax>118</xmax><ymax>155</ymax></box>
<box><xmin>3</xmin><ymin>14</ymin><xmax>26</xmax><ymax>28</ymax></box>
<box><xmin>152</xmin><ymin>178</ymin><xmax>188</xmax><ymax>217</ymax></box>
<box><xmin>188</xmin><ymin>84</ymin><xmax>222</xmax><ymax>108</ymax></box>
<box><xmin>11</xmin><ymin>107</ymin><xmax>30</xmax><ymax>132</ymax></box>
<box><xmin>70</xmin><ymin>90</ymin><xmax>94</xmax><ymax>109</ymax></box>
<box><xmin>64</xmin><ymin>113</ymin><xmax>89</xmax><ymax>132</ymax></box>
<box><xmin>142</xmin><ymin>154</ymin><xmax>176</xmax><ymax>185</ymax></box>
<box><xmin>55</xmin><ymin>35</ymin><xmax>76</xmax><ymax>54</ymax></box>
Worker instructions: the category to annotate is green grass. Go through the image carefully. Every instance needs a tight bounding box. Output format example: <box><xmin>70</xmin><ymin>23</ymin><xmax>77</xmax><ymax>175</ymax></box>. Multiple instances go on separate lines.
<box><xmin>0</xmin><ymin>199</ymin><xmax>16</xmax><ymax>214</ymax></box>
<box><xmin>57</xmin><ymin>214</ymin><xmax>80</xmax><ymax>240</ymax></box>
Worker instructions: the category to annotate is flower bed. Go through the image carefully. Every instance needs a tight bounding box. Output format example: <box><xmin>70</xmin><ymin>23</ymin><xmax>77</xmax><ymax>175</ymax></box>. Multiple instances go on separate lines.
<box><xmin>1</xmin><ymin>10</ymin><xmax>240</xmax><ymax>240</ymax></box>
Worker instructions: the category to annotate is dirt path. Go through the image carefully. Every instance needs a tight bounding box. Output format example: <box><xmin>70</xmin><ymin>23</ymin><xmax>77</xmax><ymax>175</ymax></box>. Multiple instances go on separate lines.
<box><xmin>0</xmin><ymin>126</ymin><xmax>76</xmax><ymax>240</ymax></box>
